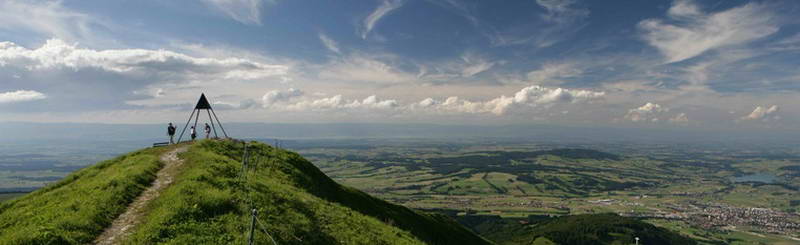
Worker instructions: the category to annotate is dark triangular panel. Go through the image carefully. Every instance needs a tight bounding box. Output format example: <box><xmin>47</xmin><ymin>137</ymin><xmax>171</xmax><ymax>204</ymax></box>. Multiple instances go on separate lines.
<box><xmin>195</xmin><ymin>93</ymin><xmax>213</xmax><ymax>109</ymax></box>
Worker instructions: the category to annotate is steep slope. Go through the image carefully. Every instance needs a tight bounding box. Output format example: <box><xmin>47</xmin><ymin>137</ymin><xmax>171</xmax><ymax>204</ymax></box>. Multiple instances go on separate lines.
<box><xmin>0</xmin><ymin>139</ymin><xmax>490</xmax><ymax>244</ymax></box>
<box><xmin>0</xmin><ymin>146</ymin><xmax>170</xmax><ymax>244</ymax></box>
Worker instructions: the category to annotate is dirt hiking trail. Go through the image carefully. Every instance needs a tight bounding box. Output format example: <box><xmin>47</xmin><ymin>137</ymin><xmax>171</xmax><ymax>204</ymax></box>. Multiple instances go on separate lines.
<box><xmin>93</xmin><ymin>145</ymin><xmax>188</xmax><ymax>245</ymax></box>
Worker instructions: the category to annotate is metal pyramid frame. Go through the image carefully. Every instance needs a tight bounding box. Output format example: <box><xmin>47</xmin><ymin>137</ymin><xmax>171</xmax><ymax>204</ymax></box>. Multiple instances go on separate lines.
<box><xmin>177</xmin><ymin>93</ymin><xmax>228</xmax><ymax>142</ymax></box>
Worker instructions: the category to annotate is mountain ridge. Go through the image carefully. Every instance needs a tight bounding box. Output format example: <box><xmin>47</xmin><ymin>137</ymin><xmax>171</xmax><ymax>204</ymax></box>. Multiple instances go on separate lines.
<box><xmin>0</xmin><ymin>139</ymin><xmax>490</xmax><ymax>244</ymax></box>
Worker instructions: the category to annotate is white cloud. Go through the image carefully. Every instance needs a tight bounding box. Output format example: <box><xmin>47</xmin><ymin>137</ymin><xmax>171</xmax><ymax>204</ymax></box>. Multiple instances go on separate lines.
<box><xmin>202</xmin><ymin>0</ymin><xmax>266</xmax><ymax>25</ymax></box>
<box><xmin>318</xmin><ymin>33</ymin><xmax>341</xmax><ymax>54</ymax></box>
<box><xmin>262</xmin><ymin>88</ymin><xmax>303</xmax><ymax>107</ymax></box>
<box><xmin>526</xmin><ymin>62</ymin><xmax>582</xmax><ymax>85</ymax></box>
<box><xmin>415</xmin><ymin>85</ymin><xmax>604</xmax><ymax>115</ymax></box>
<box><xmin>0</xmin><ymin>90</ymin><xmax>46</xmax><ymax>104</ymax></box>
<box><xmin>361</xmin><ymin>0</ymin><xmax>404</xmax><ymax>39</ymax></box>
<box><xmin>625</xmin><ymin>102</ymin><xmax>669</xmax><ymax>122</ymax></box>
<box><xmin>0</xmin><ymin>1</ymin><xmax>95</xmax><ymax>43</ymax></box>
<box><xmin>285</xmin><ymin>94</ymin><xmax>399</xmax><ymax>111</ymax></box>
<box><xmin>741</xmin><ymin>105</ymin><xmax>780</xmax><ymax>121</ymax></box>
<box><xmin>623</xmin><ymin>103</ymin><xmax>689</xmax><ymax>124</ymax></box>
<box><xmin>0</xmin><ymin>39</ymin><xmax>288</xmax><ymax>80</ymax></box>
<box><xmin>213</xmin><ymin>98</ymin><xmax>259</xmax><ymax>110</ymax></box>
<box><xmin>639</xmin><ymin>0</ymin><xmax>777</xmax><ymax>63</ymax></box>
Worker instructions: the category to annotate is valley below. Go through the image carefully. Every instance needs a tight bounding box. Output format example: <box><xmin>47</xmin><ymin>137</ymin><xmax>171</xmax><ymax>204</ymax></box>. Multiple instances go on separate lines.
<box><xmin>292</xmin><ymin>138</ymin><xmax>800</xmax><ymax>244</ymax></box>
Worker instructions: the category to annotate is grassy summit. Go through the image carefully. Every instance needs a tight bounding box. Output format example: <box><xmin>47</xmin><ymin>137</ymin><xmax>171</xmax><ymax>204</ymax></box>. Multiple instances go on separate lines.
<box><xmin>0</xmin><ymin>140</ymin><xmax>490</xmax><ymax>245</ymax></box>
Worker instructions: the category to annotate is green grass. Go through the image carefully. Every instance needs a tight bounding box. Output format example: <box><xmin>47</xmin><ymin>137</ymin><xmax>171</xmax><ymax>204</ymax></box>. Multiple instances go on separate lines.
<box><xmin>0</xmin><ymin>146</ymin><xmax>168</xmax><ymax>244</ymax></box>
<box><xmin>125</xmin><ymin>139</ymin><xmax>490</xmax><ymax>245</ymax></box>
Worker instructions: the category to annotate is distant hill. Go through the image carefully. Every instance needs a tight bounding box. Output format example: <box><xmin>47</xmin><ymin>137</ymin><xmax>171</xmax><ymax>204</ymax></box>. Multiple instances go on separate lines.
<box><xmin>0</xmin><ymin>139</ymin><xmax>490</xmax><ymax>244</ymax></box>
<box><xmin>460</xmin><ymin>213</ymin><xmax>696</xmax><ymax>245</ymax></box>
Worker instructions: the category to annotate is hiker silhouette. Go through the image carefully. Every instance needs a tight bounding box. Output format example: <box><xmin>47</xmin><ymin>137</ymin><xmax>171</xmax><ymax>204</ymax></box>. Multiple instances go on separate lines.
<box><xmin>167</xmin><ymin>123</ymin><xmax>176</xmax><ymax>144</ymax></box>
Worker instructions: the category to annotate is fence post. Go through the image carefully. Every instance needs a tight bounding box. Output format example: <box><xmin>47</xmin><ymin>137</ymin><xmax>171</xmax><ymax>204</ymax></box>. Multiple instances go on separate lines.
<box><xmin>249</xmin><ymin>208</ymin><xmax>257</xmax><ymax>245</ymax></box>
<box><xmin>242</xmin><ymin>143</ymin><xmax>249</xmax><ymax>178</ymax></box>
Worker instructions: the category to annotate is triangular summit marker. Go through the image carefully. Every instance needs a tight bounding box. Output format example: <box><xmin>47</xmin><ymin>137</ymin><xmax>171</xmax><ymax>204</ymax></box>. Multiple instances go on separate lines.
<box><xmin>195</xmin><ymin>93</ymin><xmax>213</xmax><ymax>109</ymax></box>
<box><xmin>176</xmin><ymin>93</ymin><xmax>228</xmax><ymax>142</ymax></box>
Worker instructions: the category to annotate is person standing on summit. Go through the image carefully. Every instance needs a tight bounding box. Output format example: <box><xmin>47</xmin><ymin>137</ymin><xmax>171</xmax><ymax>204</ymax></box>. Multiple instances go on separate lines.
<box><xmin>190</xmin><ymin>126</ymin><xmax>197</xmax><ymax>141</ymax></box>
<box><xmin>204</xmin><ymin>123</ymin><xmax>212</xmax><ymax>139</ymax></box>
<box><xmin>167</xmin><ymin>123</ymin><xmax>176</xmax><ymax>144</ymax></box>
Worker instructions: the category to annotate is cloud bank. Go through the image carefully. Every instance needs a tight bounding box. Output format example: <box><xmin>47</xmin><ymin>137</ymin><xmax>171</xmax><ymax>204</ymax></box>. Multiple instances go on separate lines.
<box><xmin>415</xmin><ymin>85</ymin><xmax>604</xmax><ymax>115</ymax></box>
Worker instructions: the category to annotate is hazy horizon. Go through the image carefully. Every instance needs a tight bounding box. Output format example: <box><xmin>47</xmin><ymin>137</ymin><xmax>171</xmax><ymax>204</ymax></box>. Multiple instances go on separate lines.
<box><xmin>1</xmin><ymin>121</ymin><xmax>797</xmax><ymax>145</ymax></box>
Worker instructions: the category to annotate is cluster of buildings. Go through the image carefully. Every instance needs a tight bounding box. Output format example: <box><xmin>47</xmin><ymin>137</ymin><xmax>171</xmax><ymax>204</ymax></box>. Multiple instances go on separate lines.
<box><xmin>688</xmin><ymin>203</ymin><xmax>800</xmax><ymax>234</ymax></box>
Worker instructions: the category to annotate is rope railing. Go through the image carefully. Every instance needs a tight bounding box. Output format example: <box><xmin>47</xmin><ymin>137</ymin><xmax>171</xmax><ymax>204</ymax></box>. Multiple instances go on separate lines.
<box><xmin>239</xmin><ymin>142</ymin><xmax>280</xmax><ymax>245</ymax></box>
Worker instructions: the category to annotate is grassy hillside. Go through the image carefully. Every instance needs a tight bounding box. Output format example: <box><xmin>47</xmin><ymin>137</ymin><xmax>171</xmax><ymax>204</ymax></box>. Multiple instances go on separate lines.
<box><xmin>125</xmin><ymin>139</ymin><xmax>490</xmax><ymax>244</ymax></box>
<box><xmin>0</xmin><ymin>140</ymin><xmax>489</xmax><ymax>244</ymax></box>
<box><xmin>0</xmin><ymin>146</ymin><xmax>169</xmax><ymax>244</ymax></box>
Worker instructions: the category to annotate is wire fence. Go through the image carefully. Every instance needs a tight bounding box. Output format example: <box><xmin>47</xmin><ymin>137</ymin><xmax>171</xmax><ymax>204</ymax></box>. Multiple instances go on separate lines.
<box><xmin>238</xmin><ymin>141</ymin><xmax>280</xmax><ymax>245</ymax></box>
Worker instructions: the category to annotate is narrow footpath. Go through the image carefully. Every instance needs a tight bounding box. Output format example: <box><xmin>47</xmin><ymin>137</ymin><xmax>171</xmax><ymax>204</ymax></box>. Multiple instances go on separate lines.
<box><xmin>93</xmin><ymin>146</ymin><xmax>188</xmax><ymax>245</ymax></box>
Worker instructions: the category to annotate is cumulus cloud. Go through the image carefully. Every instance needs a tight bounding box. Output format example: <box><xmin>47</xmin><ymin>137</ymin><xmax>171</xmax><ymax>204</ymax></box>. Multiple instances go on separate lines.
<box><xmin>285</xmin><ymin>94</ymin><xmax>399</xmax><ymax>111</ymax></box>
<box><xmin>261</xmin><ymin>88</ymin><xmax>303</xmax><ymax>107</ymax></box>
<box><xmin>202</xmin><ymin>0</ymin><xmax>266</xmax><ymax>25</ymax></box>
<box><xmin>740</xmin><ymin>105</ymin><xmax>780</xmax><ymax>121</ymax></box>
<box><xmin>623</xmin><ymin>103</ymin><xmax>691</xmax><ymax>124</ymax></box>
<box><xmin>0</xmin><ymin>90</ymin><xmax>46</xmax><ymax>103</ymax></box>
<box><xmin>360</xmin><ymin>0</ymin><xmax>404</xmax><ymax>39</ymax></box>
<box><xmin>639</xmin><ymin>0</ymin><xmax>777</xmax><ymax>63</ymax></box>
<box><xmin>625</xmin><ymin>103</ymin><xmax>669</xmax><ymax>122</ymax></box>
<box><xmin>318</xmin><ymin>33</ymin><xmax>341</xmax><ymax>54</ymax></box>
<box><xmin>414</xmin><ymin>85</ymin><xmax>604</xmax><ymax>115</ymax></box>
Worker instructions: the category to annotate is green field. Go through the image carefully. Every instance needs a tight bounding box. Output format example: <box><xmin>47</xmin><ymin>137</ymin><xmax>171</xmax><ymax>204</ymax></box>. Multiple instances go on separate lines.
<box><xmin>297</xmin><ymin>139</ymin><xmax>800</xmax><ymax>244</ymax></box>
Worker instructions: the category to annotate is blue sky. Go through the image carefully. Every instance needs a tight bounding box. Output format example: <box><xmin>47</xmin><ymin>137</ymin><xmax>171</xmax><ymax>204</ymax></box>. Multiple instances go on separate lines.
<box><xmin>0</xmin><ymin>0</ymin><xmax>798</xmax><ymax>130</ymax></box>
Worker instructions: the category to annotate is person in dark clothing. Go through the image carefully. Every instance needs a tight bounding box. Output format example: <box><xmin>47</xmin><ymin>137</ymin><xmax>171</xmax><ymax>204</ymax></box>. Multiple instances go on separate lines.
<box><xmin>204</xmin><ymin>123</ymin><xmax>212</xmax><ymax>139</ymax></box>
<box><xmin>167</xmin><ymin>123</ymin><xmax>176</xmax><ymax>144</ymax></box>
<box><xmin>190</xmin><ymin>126</ymin><xmax>197</xmax><ymax>141</ymax></box>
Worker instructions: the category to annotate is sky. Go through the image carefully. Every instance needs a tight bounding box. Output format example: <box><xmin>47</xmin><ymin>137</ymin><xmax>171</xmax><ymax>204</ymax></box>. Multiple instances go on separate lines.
<box><xmin>0</xmin><ymin>0</ymin><xmax>798</xmax><ymax>130</ymax></box>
